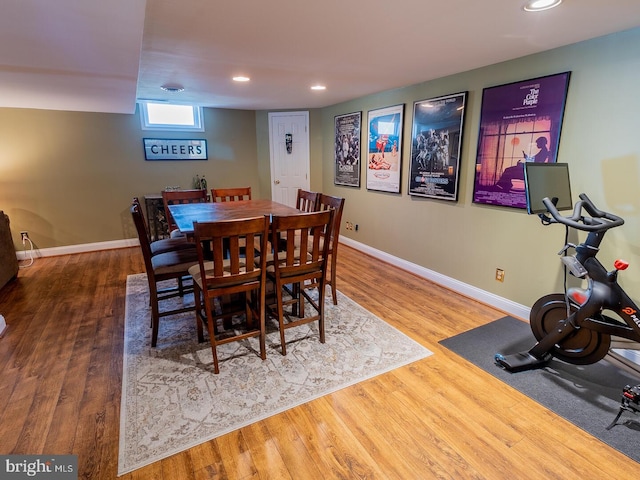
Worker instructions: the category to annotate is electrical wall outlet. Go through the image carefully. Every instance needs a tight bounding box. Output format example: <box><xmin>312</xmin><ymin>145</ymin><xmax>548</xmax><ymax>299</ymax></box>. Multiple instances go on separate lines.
<box><xmin>495</xmin><ymin>268</ymin><xmax>505</xmax><ymax>282</ymax></box>
<box><xmin>20</xmin><ymin>231</ymin><xmax>29</xmax><ymax>244</ymax></box>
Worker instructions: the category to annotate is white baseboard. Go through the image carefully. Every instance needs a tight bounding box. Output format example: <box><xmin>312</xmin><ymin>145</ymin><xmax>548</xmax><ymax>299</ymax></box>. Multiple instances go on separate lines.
<box><xmin>13</xmin><ymin>235</ymin><xmax>530</xmax><ymax>320</ymax></box>
<box><xmin>339</xmin><ymin>236</ymin><xmax>530</xmax><ymax>321</ymax></box>
<box><xmin>15</xmin><ymin>238</ymin><xmax>139</xmax><ymax>261</ymax></box>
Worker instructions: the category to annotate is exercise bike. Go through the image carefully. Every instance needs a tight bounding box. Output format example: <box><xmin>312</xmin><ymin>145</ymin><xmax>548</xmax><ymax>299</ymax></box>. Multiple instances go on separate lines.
<box><xmin>494</xmin><ymin>188</ymin><xmax>640</xmax><ymax>375</ymax></box>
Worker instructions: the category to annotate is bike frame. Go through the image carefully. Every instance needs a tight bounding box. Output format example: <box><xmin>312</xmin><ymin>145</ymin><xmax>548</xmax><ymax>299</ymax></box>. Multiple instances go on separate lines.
<box><xmin>570</xmin><ymin>230</ymin><xmax>640</xmax><ymax>339</ymax></box>
<box><xmin>495</xmin><ymin>193</ymin><xmax>640</xmax><ymax>373</ymax></box>
<box><xmin>528</xmin><ymin>227</ymin><xmax>640</xmax><ymax>360</ymax></box>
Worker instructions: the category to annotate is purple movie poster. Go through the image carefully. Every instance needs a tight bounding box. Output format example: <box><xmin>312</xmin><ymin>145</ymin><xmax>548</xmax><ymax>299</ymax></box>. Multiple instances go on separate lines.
<box><xmin>472</xmin><ymin>72</ymin><xmax>571</xmax><ymax>209</ymax></box>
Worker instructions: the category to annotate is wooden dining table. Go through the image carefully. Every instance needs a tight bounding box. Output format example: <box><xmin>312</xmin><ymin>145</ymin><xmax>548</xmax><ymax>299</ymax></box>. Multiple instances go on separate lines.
<box><xmin>167</xmin><ymin>198</ymin><xmax>302</xmax><ymax>235</ymax></box>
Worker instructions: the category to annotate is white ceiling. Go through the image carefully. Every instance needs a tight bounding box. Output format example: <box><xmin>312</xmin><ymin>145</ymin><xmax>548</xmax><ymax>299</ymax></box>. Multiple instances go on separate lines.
<box><xmin>1</xmin><ymin>0</ymin><xmax>639</xmax><ymax>114</ymax></box>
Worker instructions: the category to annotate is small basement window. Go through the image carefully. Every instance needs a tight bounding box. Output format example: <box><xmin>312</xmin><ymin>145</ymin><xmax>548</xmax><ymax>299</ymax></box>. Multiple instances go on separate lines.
<box><xmin>140</xmin><ymin>102</ymin><xmax>204</xmax><ymax>131</ymax></box>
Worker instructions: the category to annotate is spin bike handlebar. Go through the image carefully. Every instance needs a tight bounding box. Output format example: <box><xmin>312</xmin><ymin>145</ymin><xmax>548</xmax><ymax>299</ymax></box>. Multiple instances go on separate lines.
<box><xmin>541</xmin><ymin>193</ymin><xmax>624</xmax><ymax>232</ymax></box>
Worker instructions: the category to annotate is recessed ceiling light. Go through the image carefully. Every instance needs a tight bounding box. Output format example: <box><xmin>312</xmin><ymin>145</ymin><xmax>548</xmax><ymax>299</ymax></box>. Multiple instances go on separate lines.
<box><xmin>160</xmin><ymin>84</ymin><xmax>185</xmax><ymax>93</ymax></box>
<box><xmin>523</xmin><ymin>0</ymin><xmax>562</xmax><ymax>12</ymax></box>
<box><xmin>233</xmin><ymin>76</ymin><xmax>250</xmax><ymax>82</ymax></box>
<box><xmin>311</xmin><ymin>85</ymin><xmax>326</xmax><ymax>91</ymax></box>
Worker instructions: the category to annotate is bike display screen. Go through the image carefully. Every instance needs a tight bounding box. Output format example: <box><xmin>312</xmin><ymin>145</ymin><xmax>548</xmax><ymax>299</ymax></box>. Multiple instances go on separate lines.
<box><xmin>524</xmin><ymin>163</ymin><xmax>573</xmax><ymax>214</ymax></box>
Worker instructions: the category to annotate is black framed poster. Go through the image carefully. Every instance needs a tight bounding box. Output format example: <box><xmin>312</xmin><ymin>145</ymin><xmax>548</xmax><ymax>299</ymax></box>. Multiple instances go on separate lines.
<box><xmin>408</xmin><ymin>92</ymin><xmax>467</xmax><ymax>201</ymax></box>
<box><xmin>472</xmin><ymin>72</ymin><xmax>571</xmax><ymax>209</ymax></box>
<box><xmin>334</xmin><ymin>111</ymin><xmax>362</xmax><ymax>187</ymax></box>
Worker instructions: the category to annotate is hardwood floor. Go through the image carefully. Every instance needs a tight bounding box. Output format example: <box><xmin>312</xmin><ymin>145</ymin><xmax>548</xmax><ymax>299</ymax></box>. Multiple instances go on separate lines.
<box><xmin>0</xmin><ymin>245</ymin><xmax>637</xmax><ymax>479</ymax></box>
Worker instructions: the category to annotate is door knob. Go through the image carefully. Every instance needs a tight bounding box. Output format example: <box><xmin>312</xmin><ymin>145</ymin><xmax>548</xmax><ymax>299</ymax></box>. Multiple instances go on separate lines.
<box><xmin>274</xmin><ymin>180</ymin><xmax>280</xmax><ymax>184</ymax></box>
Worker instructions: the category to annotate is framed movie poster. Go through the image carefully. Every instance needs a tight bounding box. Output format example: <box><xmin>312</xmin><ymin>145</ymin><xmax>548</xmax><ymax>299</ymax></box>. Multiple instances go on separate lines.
<box><xmin>366</xmin><ymin>104</ymin><xmax>404</xmax><ymax>193</ymax></box>
<box><xmin>334</xmin><ymin>111</ymin><xmax>362</xmax><ymax>187</ymax></box>
<box><xmin>408</xmin><ymin>92</ymin><xmax>467</xmax><ymax>201</ymax></box>
<box><xmin>472</xmin><ymin>72</ymin><xmax>571</xmax><ymax>209</ymax></box>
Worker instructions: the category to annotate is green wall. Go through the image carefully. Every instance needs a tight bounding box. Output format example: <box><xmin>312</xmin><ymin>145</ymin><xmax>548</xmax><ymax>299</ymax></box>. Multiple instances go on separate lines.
<box><xmin>317</xmin><ymin>27</ymin><xmax>640</xmax><ymax>307</ymax></box>
<box><xmin>1</xmin><ymin>27</ymin><xmax>639</xmax><ymax>311</ymax></box>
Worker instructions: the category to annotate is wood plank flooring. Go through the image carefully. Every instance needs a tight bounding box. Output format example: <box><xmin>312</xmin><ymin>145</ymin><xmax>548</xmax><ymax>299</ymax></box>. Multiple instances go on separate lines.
<box><xmin>0</xmin><ymin>245</ymin><xmax>637</xmax><ymax>479</ymax></box>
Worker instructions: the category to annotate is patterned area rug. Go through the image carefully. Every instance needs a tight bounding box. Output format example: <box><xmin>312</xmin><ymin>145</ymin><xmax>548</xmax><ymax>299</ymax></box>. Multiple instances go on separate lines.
<box><xmin>118</xmin><ymin>273</ymin><xmax>433</xmax><ymax>475</ymax></box>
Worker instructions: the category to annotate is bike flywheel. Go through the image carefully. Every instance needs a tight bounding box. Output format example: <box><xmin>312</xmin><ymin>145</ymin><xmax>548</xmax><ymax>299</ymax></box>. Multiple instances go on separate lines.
<box><xmin>530</xmin><ymin>293</ymin><xmax>611</xmax><ymax>365</ymax></box>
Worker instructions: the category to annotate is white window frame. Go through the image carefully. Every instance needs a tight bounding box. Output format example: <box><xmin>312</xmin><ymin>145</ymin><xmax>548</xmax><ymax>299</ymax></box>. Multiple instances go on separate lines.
<box><xmin>139</xmin><ymin>102</ymin><xmax>205</xmax><ymax>132</ymax></box>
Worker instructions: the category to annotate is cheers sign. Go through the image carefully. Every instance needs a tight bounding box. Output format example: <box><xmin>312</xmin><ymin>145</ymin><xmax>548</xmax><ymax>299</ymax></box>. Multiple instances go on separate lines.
<box><xmin>143</xmin><ymin>138</ymin><xmax>208</xmax><ymax>160</ymax></box>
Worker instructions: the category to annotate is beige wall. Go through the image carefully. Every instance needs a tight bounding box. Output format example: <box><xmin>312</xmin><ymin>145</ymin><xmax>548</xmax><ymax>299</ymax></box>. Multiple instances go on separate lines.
<box><xmin>318</xmin><ymin>27</ymin><xmax>640</xmax><ymax>307</ymax></box>
<box><xmin>0</xmin><ymin>107</ymin><xmax>258</xmax><ymax>247</ymax></box>
<box><xmin>1</xmin><ymin>27</ymin><xmax>639</xmax><ymax>312</ymax></box>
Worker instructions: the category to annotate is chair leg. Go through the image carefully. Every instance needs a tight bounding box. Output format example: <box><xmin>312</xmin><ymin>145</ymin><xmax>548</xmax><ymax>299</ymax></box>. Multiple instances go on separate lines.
<box><xmin>204</xmin><ymin>300</ymin><xmax>220</xmax><ymax>374</ymax></box>
<box><xmin>245</xmin><ymin>292</ymin><xmax>254</xmax><ymax>329</ymax></box>
<box><xmin>330</xmin><ymin>252</ymin><xmax>338</xmax><ymax>305</ymax></box>
<box><xmin>293</xmin><ymin>282</ymin><xmax>302</xmax><ymax>317</ymax></box>
<box><xmin>194</xmin><ymin>283</ymin><xmax>204</xmax><ymax>343</ymax></box>
<box><xmin>258</xmin><ymin>290</ymin><xmax>267</xmax><ymax>361</ymax></box>
<box><xmin>276</xmin><ymin>285</ymin><xmax>287</xmax><ymax>356</ymax></box>
<box><xmin>319</xmin><ymin>281</ymin><xmax>326</xmax><ymax>344</ymax></box>
<box><xmin>149</xmin><ymin>283</ymin><xmax>160</xmax><ymax>348</ymax></box>
<box><xmin>221</xmin><ymin>294</ymin><xmax>234</xmax><ymax>330</ymax></box>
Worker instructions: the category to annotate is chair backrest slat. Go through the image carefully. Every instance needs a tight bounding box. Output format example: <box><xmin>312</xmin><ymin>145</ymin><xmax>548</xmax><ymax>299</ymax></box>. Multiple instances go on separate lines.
<box><xmin>162</xmin><ymin>189</ymin><xmax>209</xmax><ymax>233</ymax></box>
<box><xmin>131</xmin><ymin>202</ymin><xmax>155</xmax><ymax>274</ymax></box>
<box><xmin>193</xmin><ymin>216</ymin><xmax>268</xmax><ymax>294</ymax></box>
<box><xmin>132</xmin><ymin>197</ymin><xmax>152</xmax><ymax>241</ymax></box>
<box><xmin>296</xmin><ymin>189</ymin><xmax>319</xmax><ymax>212</ymax></box>
<box><xmin>271</xmin><ymin>210</ymin><xmax>333</xmax><ymax>272</ymax></box>
<box><xmin>317</xmin><ymin>194</ymin><xmax>345</xmax><ymax>248</ymax></box>
<box><xmin>211</xmin><ymin>187</ymin><xmax>252</xmax><ymax>203</ymax></box>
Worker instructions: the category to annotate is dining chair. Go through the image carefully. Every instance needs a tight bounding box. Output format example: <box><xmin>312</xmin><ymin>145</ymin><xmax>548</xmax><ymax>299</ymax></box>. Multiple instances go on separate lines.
<box><xmin>295</xmin><ymin>188</ymin><xmax>319</xmax><ymax>212</ymax></box>
<box><xmin>189</xmin><ymin>216</ymin><xmax>269</xmax><ymax>373</ymax></box>
<box><xmin>131</xmin><ymin>201</ymin><xmax>199</xmax><ymax>347</ymax></box>
<box><xmin>132</xmin><ymin>197</ymin><xmax>195</xmax><ymax>256</ymax></box>
<box><xmin>211</xmin><ymin>187</ymin><xmax>253</xmax><ymax>256</ymax></box>
<box><xmin>266</xmin><ymin>209</ymin><xmax>334</xmax><ymax>356</ymax></box>
<box><xmin>211</xmin><ymin>187</ymin><xmax>252</xmax><ymax>203</ymax></box>
<box><xmin>290</xmin><ymin>189</ymin><xmax>320</xmax><ymax>252</ymax></box>
<box><xmin>162</xmin><ymin>189</ymin><xmax>209</xmax><ymax>237</ymax></box>
<box><xmin>316</xmin><ymin>194</ymin><xmax>345</xmax><ymax>305</ymax></box>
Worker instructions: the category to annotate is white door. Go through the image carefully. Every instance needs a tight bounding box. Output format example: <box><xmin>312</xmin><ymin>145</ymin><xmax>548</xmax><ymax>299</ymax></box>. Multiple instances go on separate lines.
<box><xmin>268</xmin><ymin>111</ymin><xmax>310</xmax><ymax>206</ymax></box>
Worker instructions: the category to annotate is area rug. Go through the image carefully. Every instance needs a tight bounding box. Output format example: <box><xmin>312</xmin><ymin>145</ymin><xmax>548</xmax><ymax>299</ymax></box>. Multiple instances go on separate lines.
<box><xmin>439</xmin><ymin>316</ymin><xmax>640</xmax><ymax>463</ymax></box>
<box><xmin>118</xmin><ymin>274</ymin><xmax>433</xmax><ymax>475</ymax></box>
